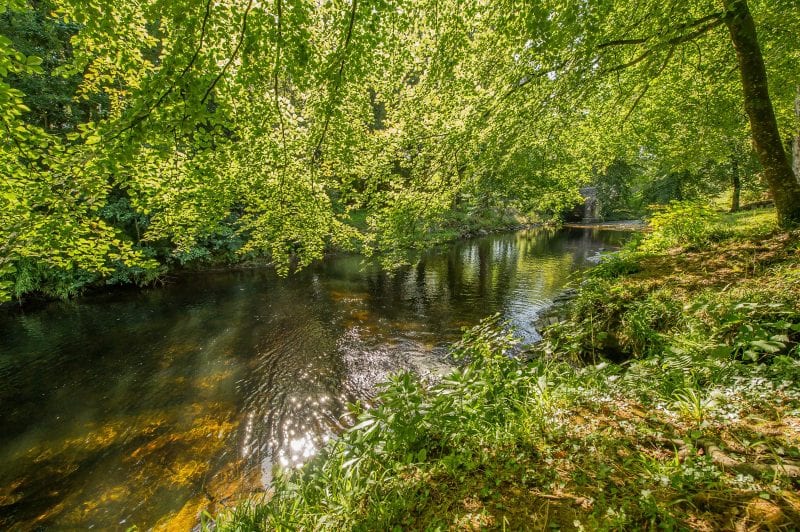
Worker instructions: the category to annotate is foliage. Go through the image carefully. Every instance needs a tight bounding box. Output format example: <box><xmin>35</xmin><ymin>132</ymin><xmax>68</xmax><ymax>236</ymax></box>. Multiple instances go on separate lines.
<box><xmin>593</xmin><ymin>159</ymin><xmax>638</xmax><ymax>220</ymax></box>
<box><xmin>640</xmin><ymin>201</ymin><xmax>728</xmax><ymax>252</ymax></box>
<box><xmin>691</xmin><ymin>300</ymin><xmax>800</xmax><ymax>363</ymax></box>
<box><xmin>0</xmin><ymin>1</ymin><xmax>105</xmax><ymax>132</ymax></box>
<box><xmin>214</xmin><ymin>314</ymin><xmax>554</xmax><ymax>530</ymax></box>
<box><xmin>542</xmin><ymin>207</ymin><xmax>798</xmax><ymax>367</ymax></box>
<box><xmin>590</xmin><ymin>153</ymin><xmax>767</xmax><ymax>221</ymax></box>
<box><xmin>2</xmin><ymin>0</ymin><xmax>799</xmax><ymax>300</ymax></box>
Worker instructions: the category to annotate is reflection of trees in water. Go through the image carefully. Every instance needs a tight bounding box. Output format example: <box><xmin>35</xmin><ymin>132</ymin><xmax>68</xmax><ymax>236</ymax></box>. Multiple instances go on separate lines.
<box><xmin>354</xmin><ymin>228</ymin><xmax>614</xmax><ymax>336</ymax></box>
<box><xmin>0</xmin><ymin>278</ymin><xmax>275</xmax><ymax>527</ymax></box>
<box><xmin>478</xmin><ymin>239</ymin><xmax>490</xmax><ymax>297</ymax></box>
<box><xmin>446</xmin><ymin>248</ymin><xmax>464</xmax><ymax>301</ymax></box>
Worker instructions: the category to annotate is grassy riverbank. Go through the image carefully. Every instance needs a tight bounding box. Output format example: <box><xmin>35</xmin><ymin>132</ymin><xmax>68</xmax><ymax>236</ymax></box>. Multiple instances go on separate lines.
<box><xmin>213</xmin><ymin>205</ymin><xmax>800</xmax><ymax>530</ymax></box>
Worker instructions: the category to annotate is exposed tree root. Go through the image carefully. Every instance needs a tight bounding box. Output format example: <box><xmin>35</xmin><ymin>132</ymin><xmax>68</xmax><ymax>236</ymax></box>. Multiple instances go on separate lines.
<box><xmin>643</xmin><ymin>434</ymin><xmax>800</xmax><ymax>479</ymax></box>
<box><xmin>698</xmin><ymin>440</ymin><xmax>800</xmax><ymax>479</ymax></box>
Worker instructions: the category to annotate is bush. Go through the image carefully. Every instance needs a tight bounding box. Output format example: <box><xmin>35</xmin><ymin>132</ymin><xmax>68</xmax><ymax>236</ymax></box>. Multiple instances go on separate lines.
<box><xmin>590</xmin><ymin>256</ymin><xmax>637</xmax><ymax>280</ymax></box>
<box><xmin>10</xmin><ymin>259</ymin><xmax>99</xmax><ymax>300</ymax></box>
<box><xmin>640</xmin><ymin>201</ymin><xmax>727</xmax><ymax>252</ymax></box>
<box><xmin>690</xmin><ymin>299</ymin><xmax>800</xmax><ymax>363</ymax></box>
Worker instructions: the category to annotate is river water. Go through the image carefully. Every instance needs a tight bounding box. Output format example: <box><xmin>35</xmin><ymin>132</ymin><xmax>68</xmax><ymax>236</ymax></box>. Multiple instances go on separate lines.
<box><xmin>0</xmin><ymin>227</ymin><xmax>628</xmax><ymax>529</ymax></box>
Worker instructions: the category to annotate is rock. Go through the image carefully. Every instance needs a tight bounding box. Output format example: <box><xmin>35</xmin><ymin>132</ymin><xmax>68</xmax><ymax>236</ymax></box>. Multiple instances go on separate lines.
<box><xmin>533</xmin><ymin>287</ymin><xmax>579</xmax><ymax>331</ymax></box>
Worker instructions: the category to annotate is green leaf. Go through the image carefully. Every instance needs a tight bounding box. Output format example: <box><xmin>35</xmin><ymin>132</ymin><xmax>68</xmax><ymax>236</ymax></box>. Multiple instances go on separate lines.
<box><xmin>707</xmin><ymin>345</ymin><xmax>731</xmax><ymax>358</ymax></box>
<box><xmin>348</xmin><ymin>418</ymin><xmax>376</xmax><ymax>432</ymax></box>
<box><xmin>750</xmin><ymin>340</ymin><xmax>783</xmax><ymax>353</ymax></box>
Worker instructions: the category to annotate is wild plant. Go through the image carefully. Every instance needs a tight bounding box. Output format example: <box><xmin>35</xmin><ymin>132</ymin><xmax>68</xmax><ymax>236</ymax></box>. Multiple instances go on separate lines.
<box><xmin>640</xmin><ymin>201</ymin><xmax>728</xmax><ymax>252</ymax></box>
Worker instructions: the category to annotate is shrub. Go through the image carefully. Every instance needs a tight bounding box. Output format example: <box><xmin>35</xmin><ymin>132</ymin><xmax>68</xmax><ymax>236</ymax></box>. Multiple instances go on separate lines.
<box><xmin>640</xmin><ymin>201</ymin><xmax>727</xmax><ymax>252</ymax></box>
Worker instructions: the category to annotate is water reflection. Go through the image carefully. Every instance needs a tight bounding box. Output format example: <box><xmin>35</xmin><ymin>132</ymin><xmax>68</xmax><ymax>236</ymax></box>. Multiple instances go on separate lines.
<box><xmin>0</xmin><ymin>227</ymin><xmax>628</xmax><ymax>529</ymax></box>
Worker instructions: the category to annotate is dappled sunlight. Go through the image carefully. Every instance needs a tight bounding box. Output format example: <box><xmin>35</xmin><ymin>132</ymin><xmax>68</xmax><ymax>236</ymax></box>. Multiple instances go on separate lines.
<box><xmin>2</xmin><ymin>0</ymin><xmax>798</xmax><ymax>527</ymax></box>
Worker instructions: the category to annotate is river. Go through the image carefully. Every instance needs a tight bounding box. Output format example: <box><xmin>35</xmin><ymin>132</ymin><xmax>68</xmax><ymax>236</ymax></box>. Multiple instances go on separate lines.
<box><xmin>0</xmin><ymin>227</ymin><xmax>628</xmax><ymax>529</ymax></box>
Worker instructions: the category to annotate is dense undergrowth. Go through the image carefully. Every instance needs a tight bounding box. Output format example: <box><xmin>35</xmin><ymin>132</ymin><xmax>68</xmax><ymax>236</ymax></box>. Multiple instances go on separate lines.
<box><xmin>212</xmin><ymin>205</ymin><xmax>800</xmax><ymax>531</ymax></box>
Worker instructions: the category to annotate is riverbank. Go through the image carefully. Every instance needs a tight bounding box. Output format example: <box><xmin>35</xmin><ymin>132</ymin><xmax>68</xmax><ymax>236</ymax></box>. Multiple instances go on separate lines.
<box><xmin>563</xmin><ymin>219</ymin><xmax>646</xmax><ymax>231</ymax></box>
<box><xmin>1</xmin><ymin>226</ymin><xmax>625</xmax><ymax>529</ymax></box>
<box><xmin>213</xmin><ymin>206</ymin><xmax>800</xmax><ymax>530</ymax></box>
<box><xmin>1</xmin><ymin>206</ymin><xmax>538</xmax><ymax>310</ymax></box>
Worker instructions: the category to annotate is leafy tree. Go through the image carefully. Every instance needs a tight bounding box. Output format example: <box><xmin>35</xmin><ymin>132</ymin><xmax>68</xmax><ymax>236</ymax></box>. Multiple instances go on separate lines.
<box><xmin>1</xmin><ymin>0</ymin><xmax>799</xmax><ymax>301</ymax></box>
<box><xmin>561</xmin><ymin>0</ymin><xmax>800</xmax><ymax>226</ymax></box>
<box><xmin>0</xmin><ymin>0</ymin><xmax>105</xmax><ymax>132</ymax></box>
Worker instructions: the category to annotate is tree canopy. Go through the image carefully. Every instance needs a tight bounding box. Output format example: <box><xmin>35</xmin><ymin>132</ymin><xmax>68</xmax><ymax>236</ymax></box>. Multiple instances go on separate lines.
<box><xmin>1</xmin><ymin>0</ymin><xmax>799</xmax><ymax>301</ymax></box>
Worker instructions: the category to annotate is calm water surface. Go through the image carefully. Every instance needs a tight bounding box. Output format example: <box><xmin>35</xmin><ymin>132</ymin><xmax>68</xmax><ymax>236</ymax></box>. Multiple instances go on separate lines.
<box><xmin>0</xmin><ymin>227</ymin><xmax>628</xmax><ymax>529</ymax></box>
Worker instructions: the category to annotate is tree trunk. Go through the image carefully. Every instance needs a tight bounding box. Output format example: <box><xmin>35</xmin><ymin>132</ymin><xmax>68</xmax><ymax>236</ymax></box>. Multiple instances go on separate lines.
<box><xmin>722</xmin><ymin>0</ymin><xmax>800</xmax><ymax>227</ymax></box>
<box><xmin>675</xmin><ymin>171</ymin><xmax>685</xmax><ymax>201</ymax></box>
<box><xmin>730</xmin><ymin>156</ymin><xmax>741</xmax><ymax>212</ymax></box>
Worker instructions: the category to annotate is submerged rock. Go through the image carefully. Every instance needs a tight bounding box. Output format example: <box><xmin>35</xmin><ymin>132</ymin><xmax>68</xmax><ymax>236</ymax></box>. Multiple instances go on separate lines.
<box><xmin>533</xmin><ymin>287</ymin><xmax>578</xmax><ymax>331</ymax></box>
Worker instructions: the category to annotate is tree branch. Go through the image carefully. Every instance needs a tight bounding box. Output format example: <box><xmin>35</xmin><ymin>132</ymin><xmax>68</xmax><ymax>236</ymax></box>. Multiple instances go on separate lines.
<box><xmin>179</xmin><ymin>0</ymin><xmax>213</xmax><ymax>80</ymax></box>
<box><xmin>480</xmin><ymin>59</ymin><xmax>570</xmax><ymax>120</ymax></box>
<box><xmin>200</xmin><ymin>0</ymin><xmax>253</xmax><ymax>106</ymax></box>
<box><xmin>598</xmin><ymin>38</ymin><xmax>649</xmax><ymax>49</ymax></box>
<box><xmin>602</xmin><ymin>48</ymin><xmax>654</xmax><ymax>74</ymax></box>
<box><xmin>312</xmin><ymin>0</ymin><xmax>358</xmax><ymax>162</ymax></box>
<box><xmin>598</xmin><ymin>12</ymin><xmax>723</xmax><ymax>50</ymax></box>
<box><xmin>665</xmin><ymin>16</ymin><xmax>725</xmax><ymax>47</ymax></box>
<box><xmin>274</xmin><ymin>0</ymin><xmax>288</xmax><ymax>197</ymax></box>
<box><xmin>599</xmin><ymin>12</ymin><xmax>724</xmax><ymax>75</ymax></box>
<box><xmin>111</xmin><ymin>0</ymin><xmax>213</xmax><ymax>140</ymax></box>
<box><xmin>622</xmin><ymin>44</ymin><xmax>676</xmax><ymax>123</ymax></box>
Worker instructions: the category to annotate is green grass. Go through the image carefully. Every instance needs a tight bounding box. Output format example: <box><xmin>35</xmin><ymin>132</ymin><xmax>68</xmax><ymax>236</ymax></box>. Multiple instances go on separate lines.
<box><xmin>720</xmin><ymin>207</ymin><xmax>777</xmax><ymax>238</ymax></box>
<box><xmin>212</xmin><ymin>207</ymin><xmax>800</xmax><ymax>530</ymax></box>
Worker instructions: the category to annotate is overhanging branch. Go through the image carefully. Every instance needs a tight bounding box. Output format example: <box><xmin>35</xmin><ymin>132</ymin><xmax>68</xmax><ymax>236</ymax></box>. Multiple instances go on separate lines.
<box><xmin>312</xmin><ymin>0</ymin><xmax>359</xmax><ymax>162</ymax></box>
<box><xmin>200</xmin><ymin>0</ymin><xmax>253</xmax><ymax>106</ymax></box>
<box><xmin>599</xmin><ymin>11</ymin><xmax>724</xmax><ymax>75</ymax></box>
<box><xmin>111</xmin><ymin>0</ymin><xmax>214</xmax><ymax>140</ymax></box>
